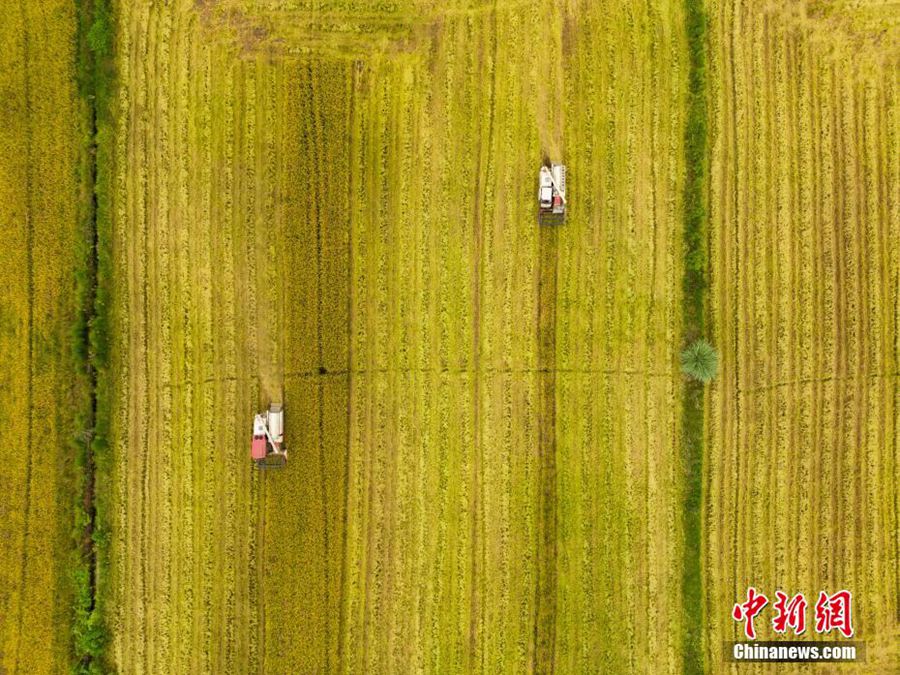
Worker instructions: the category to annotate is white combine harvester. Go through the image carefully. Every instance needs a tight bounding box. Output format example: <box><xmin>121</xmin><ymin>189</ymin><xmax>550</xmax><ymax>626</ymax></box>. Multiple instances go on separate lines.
<box><xmin>538</xmin><ymin>162</ymin><xmax>566</xmax><ymax>224</ymax></box>
<box><xmin>251</xmin><ymin>404</ymin><xmax>286</xmax><ymax>469</ymax></box>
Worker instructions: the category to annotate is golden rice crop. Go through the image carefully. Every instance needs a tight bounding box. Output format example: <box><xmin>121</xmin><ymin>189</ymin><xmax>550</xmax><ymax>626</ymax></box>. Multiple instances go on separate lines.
<box><xmin>705</xmin><ymin>0</ymin><xmax>898</xmax><ymax>669</ymax></box>
<box><xmin>0</xmin><ymin>1</ymin><xmax>86</xmax><ymax>672</ymax></box>
<box><xmin>100</xmin><ymin>0</ymin><xmax>896</xmax><ymax>673</ymax></box>
<box><xmin>104</xmin><ymin>0</ymin><xmax>695</xmax><ymax>672</ymax></box>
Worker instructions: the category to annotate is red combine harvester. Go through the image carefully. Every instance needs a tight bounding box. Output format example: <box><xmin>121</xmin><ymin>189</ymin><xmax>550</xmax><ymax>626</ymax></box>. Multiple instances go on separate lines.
<box><xmin>538</xmin><ymin>162</ymin><xmax>567</xmax><ymax>224</ymax></box>
<box><xmin>251</xmin><ymin>404</ymin><xmax>286</xmax><ymax>469</ymax></box>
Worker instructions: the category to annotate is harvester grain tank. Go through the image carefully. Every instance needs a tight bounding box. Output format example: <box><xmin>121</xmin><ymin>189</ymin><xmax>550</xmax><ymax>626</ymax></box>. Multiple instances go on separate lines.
<box><xmin>538</xmin><ymin>162</ymin><xmax>566</xmax><ymax>223</ymax></box>
<box><xmin>251</xmin><ymin>404</ymin><xmax>286</xmax><ymax>469</ymax></box>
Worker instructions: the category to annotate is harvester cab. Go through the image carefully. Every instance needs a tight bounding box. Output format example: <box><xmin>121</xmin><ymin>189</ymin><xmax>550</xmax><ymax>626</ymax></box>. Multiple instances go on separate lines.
<box><xmin>538</xmin><ymin>162</ymin><xmax>566</xmax><ymax>224</ymax></box>
<box><xmin>251</xmin><ymin>404</ymin><xmax>286</xmax><ymax>469</ymax></box>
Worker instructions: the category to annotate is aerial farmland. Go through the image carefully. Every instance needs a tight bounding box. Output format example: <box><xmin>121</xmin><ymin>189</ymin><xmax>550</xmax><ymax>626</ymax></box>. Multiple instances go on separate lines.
<box><xmin>0</xmin><ymin>0</ymin><xmax>896</xmax><ymax>673</ymax></box>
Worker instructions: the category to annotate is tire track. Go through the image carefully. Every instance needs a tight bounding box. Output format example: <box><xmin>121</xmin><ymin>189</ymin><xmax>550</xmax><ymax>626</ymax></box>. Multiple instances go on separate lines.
<box><xmin>307</xmin><ymin>60</ymin><xmax>334</xmax><ymax>672</ymax></box>
<box><xmin>534</xmin><ymin>226</ymin><xmax>558</xmax><ymax>674</ymax></box>
<box><xmin>532</xmin><ymin>10</ymin><xmax>564</xmax><ymax>673</ymax></box>
<box><xmin>222</xmin><ymin>50</ymin><xmax>256</xmax><ymax>673</ymax></box>
<box><xmin>195</xmin><ymin>40</ymin><xmax>217</xmax><ymax>674</ymax></box>
<box><xmin>233</xmin><ymin>58</ymin><xmax>264</xmax><ymax>672</ymax></box>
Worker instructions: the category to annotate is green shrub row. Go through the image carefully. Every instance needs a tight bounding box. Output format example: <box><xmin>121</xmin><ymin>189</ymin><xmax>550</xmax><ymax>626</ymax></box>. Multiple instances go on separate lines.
<box><xmin>71</xmin><ymin>1</ymin><xmax>115</xmax><ymax>673</ymax></box>
<box><xmin>680</xmin><ymin>0</ymin><xmax>709</xmax><ymax>672</ymax></box>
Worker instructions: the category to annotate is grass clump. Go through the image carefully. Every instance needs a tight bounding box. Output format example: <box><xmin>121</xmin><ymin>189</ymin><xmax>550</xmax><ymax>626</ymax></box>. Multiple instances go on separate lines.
<box><xmin>681</xmin><ymin>339</ymin><xmax>718</xmax><ymax>383</ymax></box>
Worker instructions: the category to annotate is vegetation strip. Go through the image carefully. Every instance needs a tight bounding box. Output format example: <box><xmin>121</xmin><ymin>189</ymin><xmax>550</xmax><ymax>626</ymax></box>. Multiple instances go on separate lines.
<box><xmin>72</xmin><ymin>0</ymin><xmax>115</xmax><ymax>671</ymax></box>
<box><xmin>680</xmin><ymin>0</ymin><xmax>709</xmax><ymax>670</ymax></box>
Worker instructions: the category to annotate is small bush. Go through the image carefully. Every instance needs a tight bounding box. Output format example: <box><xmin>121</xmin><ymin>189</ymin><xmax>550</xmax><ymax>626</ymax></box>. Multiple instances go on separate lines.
<box><xmin>681</xmin><ymin>338</ymin><xmax>718</xmax><ymax>382</ymax></box>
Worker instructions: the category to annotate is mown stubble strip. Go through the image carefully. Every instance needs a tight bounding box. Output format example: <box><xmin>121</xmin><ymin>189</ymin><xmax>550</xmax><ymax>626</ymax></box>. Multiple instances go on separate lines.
<box><xmin>812</xmin><ymin>45</ymin><xmax>828</xmax><ymax>596</ymax></box>
<box><xmin>139</xmin><ymin>5</ymin><xmax>157</xmax><ymax>662</ymax></box>
<box><xmin>196</xmin><ymin>38</ymin><xmax>218</xmax><ymax>673</ymax></box>
<box><xmin>709</xmin><ymin>1</ymin><xmax>739</xmax><ymax>663</ymax></box>
<box><xmin>829</xmin><ymin>63</ymin><xmax>846</xmax><ymax>587</ymax></box>
<box><xmin>123</xmin><ymin>3</ymin><xmax>152</xmax><ymax>666</ymax></box>
<box><xmin>786</xmin><ymin>30</ymin><xmax>801</xmax><ymax>589</ymax></box>
<box><xmin>725</xmin><ymin>0</ymin><xmax>741</xmax><ymax>612</ymax></box>
<box><xmin>762</xmin><ymin>14</ymin><xmax>779</xmax><ymax>592</ymax></box>
<box><xmin>208</xmin><ymin>48</ymin><xmax>232</xmax><ymax>673</ymax></box>
<box><xmin>359</xmin><ymin>70</ymin><xmax>381</xmax><ymax>674</ymax></box>
<box><xmin>851</xmin><ymin>79</ymin><xmax>868</xmax><ymax>601</ymax></box>
<box><xmin>150</xmin><ymin>5</ymin><xmax>177</xmax><ymax>666</ymax></box>
<box><xmin>467</xmin><ymin>11</ymin><xmax>499</xmax><ymax>672</ymax></box>
<box><xmin>168</xmin><ymin>10</ymin><xmax>186</xmax><ymax>673</ymax></box>
<box><xmin>883</xmin><ymin>75</ymin><xmax>899</xmax><ymax>634</ymax></box>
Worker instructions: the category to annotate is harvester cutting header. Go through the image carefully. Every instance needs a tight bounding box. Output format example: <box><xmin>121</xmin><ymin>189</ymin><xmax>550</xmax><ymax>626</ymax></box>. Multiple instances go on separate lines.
<box><xmin>251</xmin><ymin>404</ymin><xmax>286</xmax><ymax>469</ymax></box>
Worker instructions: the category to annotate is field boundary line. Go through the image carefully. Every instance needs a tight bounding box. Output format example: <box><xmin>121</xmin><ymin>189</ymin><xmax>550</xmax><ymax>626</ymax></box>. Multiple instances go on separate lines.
<box><xmin>157</xmin><ymin>367</ymin><xmax>679</xmax><ymax>388</ymax></box>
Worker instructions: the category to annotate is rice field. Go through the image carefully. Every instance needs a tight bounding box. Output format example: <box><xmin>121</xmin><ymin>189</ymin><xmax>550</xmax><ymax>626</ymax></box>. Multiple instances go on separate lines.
<box><xmin>706</xmin><ymin>0</ymin><xmax>899</xmax><ymax>669</ymax></box>
<box><xmin>105</xmin><ymin>0</ymin><xmax>688</xmax><ymax>672</ymax></box>
<box><xmin>0</xmin><ymin>1</ymin><xmax>86</xmax><ymax>672</ymax></box>
<box><xmin>2</xmin><ymin>0</ymin><xmax>897</xmax><ymax>672</ymax></box>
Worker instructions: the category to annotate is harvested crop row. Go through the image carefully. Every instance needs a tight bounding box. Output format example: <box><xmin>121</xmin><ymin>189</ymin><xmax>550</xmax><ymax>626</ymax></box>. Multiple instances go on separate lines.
<box><xmin>0</xmin><ymin>2</ymin><xmax>85</xmax><ymax>672</ymax></box>
<box><xmin>263</xmin><ymin>58</ymin><xmax>353</xmax><ymax>673</ymax></box>
<box><xmin>706</xmin><ymin>0</ymin><xmax>898</xmax><ymax>669</ymax></box>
